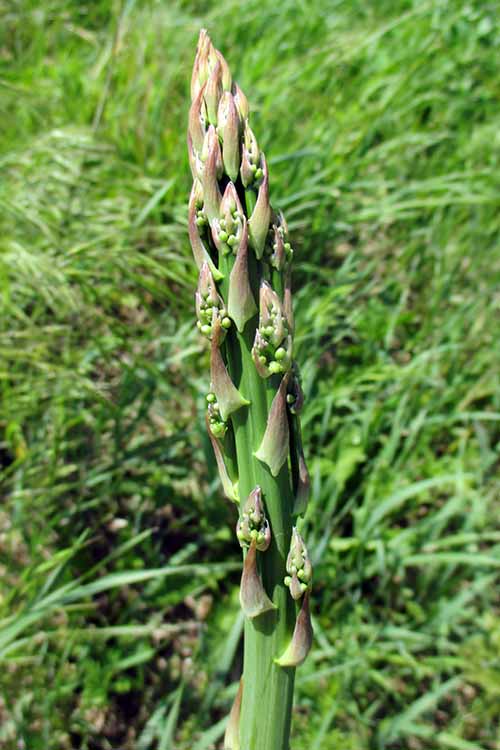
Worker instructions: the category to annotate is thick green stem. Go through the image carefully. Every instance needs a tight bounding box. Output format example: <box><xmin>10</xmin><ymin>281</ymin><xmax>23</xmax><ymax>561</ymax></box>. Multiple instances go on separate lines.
<box><xmin>220</xmin><ymin>236</ymin><xmax>296</xmax><ymax>748</ymax></box>
<box><xmin>229</xmin><ymin>326</ymin><xmax>296</xmax><ymax>750</ymax></box>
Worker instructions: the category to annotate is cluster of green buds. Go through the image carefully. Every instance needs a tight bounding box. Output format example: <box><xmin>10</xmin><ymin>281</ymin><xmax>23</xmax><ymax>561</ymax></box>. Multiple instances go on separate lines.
<box><xmin>284</xmin><ymin>527</ymin><xmax>313</xmax><ymax>600</ymax></box>
<box><xmin>236</xmin><ymin>486</ymin><xmax>271</xmax><ymax>551</ymax></box>
<box><xmin>211</xmin><ymin>183</ymin><xmax>245</xmax><ymax>257</ymax></box>
<box><xmin>266</xmin><ymin>211</ymin><xmax>293</xmax><ymax>271</ymax></box>
<box><xmin>241</xmin><ymin>121</ymin><xmax>263</xmax><ymax>187</ymax></box>
<box><xmin>274</xmin><ymin>528</ymin><xmax>314</xmax><ymax>669</ymax></box>
<box><xmin>252</xmin><ymin>282</ymin><xmax>293</xmax><ymax>377</ymax></box>
<box><xmin>195</xmin><ymin>262</ymin><xmax>231</xmax><ymax>339</ymax></box>
<box><xmin>237</xmin><ymin>487</ymin><xmax>275</xmax><ymax>619</ymax></box>
<box><xmin>206</xmin><ymin>391</ymin><xmax>227</xmax><ymax>439</ymax></box>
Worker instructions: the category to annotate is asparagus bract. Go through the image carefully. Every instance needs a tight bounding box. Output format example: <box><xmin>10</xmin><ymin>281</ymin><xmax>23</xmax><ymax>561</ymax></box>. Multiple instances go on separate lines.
<box><xmin>188</xmin><ymin>30</ymin><xmax>312</xmax><ymax>750</ymax></box>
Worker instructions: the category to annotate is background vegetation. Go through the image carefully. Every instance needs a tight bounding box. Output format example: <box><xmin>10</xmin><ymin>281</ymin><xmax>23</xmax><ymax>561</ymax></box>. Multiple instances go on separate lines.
<box><xmin>1</xmin><ymin>0</ymin><xmax>499</xmax><ymax>748</ymax></box>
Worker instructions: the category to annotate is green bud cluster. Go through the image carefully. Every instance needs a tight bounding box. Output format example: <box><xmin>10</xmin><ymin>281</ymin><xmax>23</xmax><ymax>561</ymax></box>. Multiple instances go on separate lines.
<box><xmin>236</xmin><ymin>486</ymin><xmax>271</xmax><ymax>551</ymax></box>
<box><xmin>252</xmin><ymin>282</ymin><xmax>293</xmax><ymax>378</ymax></box>
<box><xmin>206</xmin><ymin>392</ymin><xmax>227</xmax><ymax>438</ymax></box>
<box><xmin>241</xmin><ymin>122</ymin><xmax>264</xmax><ymax>187</ymax></box>
<box><xmin>265</xmin><ymin>212</ymin><xmax>293</xmax><ymax>271</ymax></box>
<box><xmin>284</xmin><ymin>528</ymin><xmax>313</xmax><ymax>600</ymax></box>
<box><xmin>191</xmin><ymin>179</ymin><xmax>207</xmax><ymax>227</ymax></box>
<box><xmin>195</xmin><ymin>262</ymin><xmax>231</xmax><ymax>339</ymax></box>
<box><xmin>212</xmin><ymin>183</ymin><xmax>246</xmax><ymax>257</ymax></box>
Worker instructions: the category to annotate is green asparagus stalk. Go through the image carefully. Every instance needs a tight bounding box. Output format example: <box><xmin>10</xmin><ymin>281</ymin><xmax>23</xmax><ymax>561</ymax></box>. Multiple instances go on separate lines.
<box><xmin>187</xmin><ymin>30</ymin><xmax>313</xmax><ymax>750</ymax></box>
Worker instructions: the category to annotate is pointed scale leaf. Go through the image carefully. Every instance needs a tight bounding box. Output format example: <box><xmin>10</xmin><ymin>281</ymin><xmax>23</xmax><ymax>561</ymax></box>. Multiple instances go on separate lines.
<box><xmin>289</xmin><ymin>572</ymin><xmax>304</xmax><ymax>600</ymax></box>
<box><xmin>255</xmin><ymin>373</ymin><xmax>290</xmax><ymax>477</ymax></box>
<box><xmin>190</xmin><ymin>29</ymin><xmax>213</xmax><ymax>100</ymax></box>
<box><xmin>275</xmin><ymin>592</ymin><xmax>313</xmax><ymax>667</ymax></box>
<box><xmin>188</xmin><ymin>83</ymin><xmax>207</xmax><ymax>154</ymax></box>
<box><xmin>288</xmin><ymin>368</ymin><xmax>304</xmax><ymax>415</ymax></box>
<box><xmin>284</xmin><ymin>267</ymin><xmax>294</xmax><ymax>334</ymax></box>
<box><xmin>293</xmin><ymin>450</ymin><xmax>310</xmax><ymax>517</ymax></box>
<box><xmin>248</xmin><ymin>156</ymin><xmax>271</xmax><ymax>258</ymax></box>
<box><xmin>223</xmin><ymin>678</ymin><xmax>243</xmax><ymax>750</ymax></box>
<box><xmin>233</xmin><ymin>83</ymin><xmax>249</xmax><ymax>120</ymax></box>
<box><xmin>205</xmin><ymin>414</ymin><xmax>238</xmax><ymax>503</ymax></box>
<box><xmin>187</xmin><ymin>131</ymin><xmax>203</xmax><ymax>181</ymax></box>
<box><xmin>188</xmin><ymin>182</ymin><xmax>223</xmax><ymax>281</ymax></box>
<box><xmin>216</xmin><ymin>50</ymin><xmax>232</xmax><ymax>92</ymax></box>
<box><xmin>218</xmin><ymin>91</ymin><xmax>241</xmax><ymax>182</ymax></box>
<box><xmin>228</xmin><ymin>221</ymin><xmax>257</xmax><ymax>332</ymax></box>
<box><xmin>239</xmin><ymin>540</ymin><xmax>276</xmax><ymax>619</ymax></box>
<box><xmin>202</xmin><ymin>126</ymin><xmax>223</xmax><ymax>223</ymax></box>
<box><xmin>205</xmin><ymin>59</ymin><xmax>222</xmax><ymax>125</ymax></box>
<box><xmin>290</xmin><ymin>412</ymin><xmax>310</xmax><ymax>516</ymax></box>
<box><xmin>210</xmin><ymin>320</ymin><xmax>250</xmax><ymax>421</ymax></box>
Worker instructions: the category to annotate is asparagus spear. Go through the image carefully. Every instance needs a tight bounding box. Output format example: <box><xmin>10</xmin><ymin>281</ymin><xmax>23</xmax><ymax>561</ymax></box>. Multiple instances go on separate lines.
<box><xmin>187</xmin><ymin>30</ymin><xmax>313</xmax><ymax>750</ymax></box>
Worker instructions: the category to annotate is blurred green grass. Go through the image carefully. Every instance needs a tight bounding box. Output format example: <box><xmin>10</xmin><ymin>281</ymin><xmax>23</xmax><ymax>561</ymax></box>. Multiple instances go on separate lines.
<box><xmin>1</xmin><ymin>0</ymin><xmax>499</xmax><ymax>748</ymax></box>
